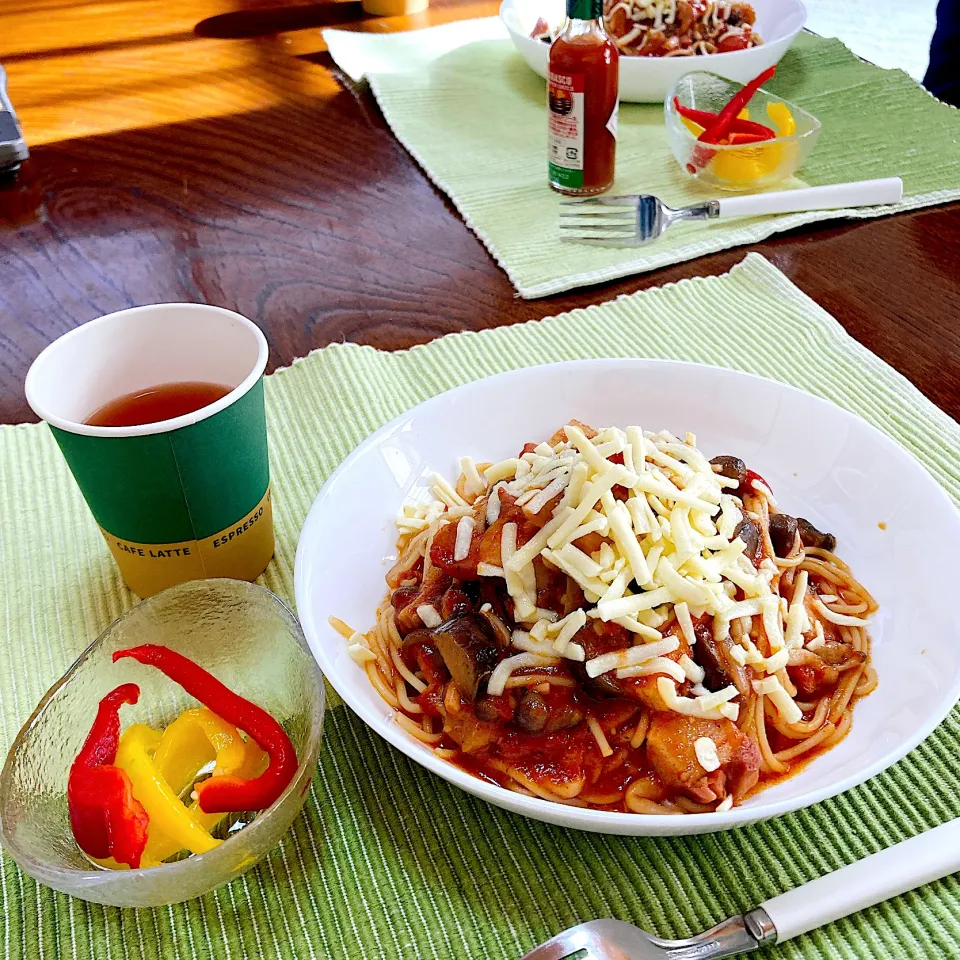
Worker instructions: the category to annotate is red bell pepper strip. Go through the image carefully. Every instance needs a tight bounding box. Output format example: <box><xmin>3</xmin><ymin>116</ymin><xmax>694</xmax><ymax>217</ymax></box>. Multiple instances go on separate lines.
<box><xmin>113</xmin><ymin>645</ymin><xmax>298</xmax><ymax>815</ymax></box>
<box><xmin>689</xmin><ymin>65</ymin><xmax>777</xmax><ymax>172</ymax></box>
<box><xmin>67</xmin><ymin>683</ymin><xmax>150</xmax><ymax>868</ymax></box>
<box><xmin>672</xmin><ymin>98</ymin><xmax>776</xmax><ymax>140</ymax></box>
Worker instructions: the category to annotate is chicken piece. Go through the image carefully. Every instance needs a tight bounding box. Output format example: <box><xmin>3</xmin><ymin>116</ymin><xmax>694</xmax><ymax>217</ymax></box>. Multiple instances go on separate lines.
<box><xmin>730</xmin><ymin>2</ymin><xmax>756</xmax><ymax>26</ymax></box>
<box><xmin>675</xmin><ymin>0</ymin><xmax>696</xmax><ymax>34</ymax></box>
<box><xmin>549</xmin><ymin>419</ymin><xmax>597</xmax><ymax>446</ymax></box>
<box><xmin>439</xmin><ymin>586</ymin><xmax>473</xmax><ymax>621</ymax></box>
<box><xmin>577</xmin><ymin>619</ymin><xmax>695</xmax><ymax>712</ymax></box>
<box><xmin>645</xmin><ymin>713</ymin><xmax>759</xmax><ymax>804</ymax></box>
<box><xmin>572</xmin><ymin>531</ymin><xmax>610</xmax><ymax>555</ymax></box>
<box><xmin>787</xmin><ymin>643</ymin><xmax>865</xmax><ymax>698</ymax></box>
<box><xmin>727</xmin><ymin>734</ymin><xmax>762</xmax><ymax>801</ymax></box>
<box><xmin>530</xmin><ymin>16</ymin><xmax>551</xmax><ymax>40</ymax></box>
<box><xmin>476</xmin><ymin>489</ymin><xmax>538</xmax><ymax>567</ymax></box>
<box><xmin>395</xmin><ymin>566</ymin><xmax>452</xmax><ymax>633</ymax></box>
<box><xmin>497</xmin><ymin>728</ymin><xmax>588</xmax><ymax>799</ymax></box>
<box><xmin>443</xmin><ymin>709</ymin><xmax>500</xmax><ymax>754</ymax></box>
<box><xmin>605</xmin><ymin>3</ymin><xmax>628</xmax><ymax>38</ymax></box>
<box><xmin>523</xmin><ymin>492</ymin><xmax>564</xmax><ymax>528</ymax></box>
<box><xmin>622</xmin><ymin>631</ymin><xmax>694</xmax><ymax>713</ymax></box>
<box><xmin>430</xmin><ymin>516</ymin><xmax>483</xmax><ymax>580</ymax></box>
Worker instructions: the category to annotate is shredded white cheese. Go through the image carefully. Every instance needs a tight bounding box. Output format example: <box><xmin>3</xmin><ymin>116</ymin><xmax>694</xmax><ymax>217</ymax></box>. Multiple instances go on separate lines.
<box><xmin>617</xmin><ymin>656</ymin><xmax>686</xmax><ymax>683</ymax></box>
<box><xmin>416</xmin><ymin>605</ymin><xmax>442</xmax><ymax>629</ymax></box>
<box><xmin>586</xmin><ymin>636</ymin><xmax>680</xmax><ymax>678</ymax></box>
<box><xmin>551</xmin><ymin>609</ymin><xmax>587</xmax><ymax>655</ymax></box>
<box><xmin>587</xmin><ymin>717</ymin><xmax>614</xmax><ymax>757</ymax></box>
<box><xmin>487</xmin><ymin>653</ymin><xmax>558</xmax><ymax>697</ymax></box>
<box><xmin>453</xmin><ymin>516</ymin><xmax>475</xmax><ymax>562</ymax></box>
<box><xmin>753</xmin><ymin>676</ymin><xmax>803</xmax><ymax>724</ymax></box>
<box><xmin>657</xmin><ymin>677</ymin><xmax>740</xmax><ymax>721</ymax></box>
<box><xmin>347</xmin><ymin>632</ymin><xmax>378</xmax><ymax>665</ymax></box>
<box><xmin>695</xmin><ymin>736</ymin><xmax>721</xmax><ymax>772</ymax></box>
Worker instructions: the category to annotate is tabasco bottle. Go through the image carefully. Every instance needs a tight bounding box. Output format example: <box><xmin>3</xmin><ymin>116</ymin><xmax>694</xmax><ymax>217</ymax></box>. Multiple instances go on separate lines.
<box><xmin>547</xmin><ymin>0</ymin><xmax>619</xmax><ymax>196</ymax></box>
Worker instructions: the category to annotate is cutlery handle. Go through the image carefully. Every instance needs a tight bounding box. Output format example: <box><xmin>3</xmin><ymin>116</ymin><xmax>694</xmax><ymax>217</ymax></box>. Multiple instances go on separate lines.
<box><xmin>759</xmin><ymin>817</ymin><xmax>960</xmax><ymax>943</ymax></box>
<box><xmin>716</xmin><ymin>177</ymin><xmax>903</xmax><ymax>218</ymax></box>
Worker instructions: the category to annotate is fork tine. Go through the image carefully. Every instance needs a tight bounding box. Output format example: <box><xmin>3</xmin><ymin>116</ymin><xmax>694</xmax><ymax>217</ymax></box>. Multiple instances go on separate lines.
<box><xmin>558</xmin><ymin>211</ymin><xmax>636</xmax><ymax>219</ymax></box>
<box><xmin>558</xmin><ymin>215</ymin><xmax>636</xmax><ymax>223</ymax></box>
<box><xmin>559</xmin><ymin>195</ymin><xmax>641</xmax><ymax>206</ymax></box>
<box><xmin>560</xmin><ymin>237</ymin><xmax>645</xmax><ymax>247</ymax></box>
<box><xmin>558</xmin><ymin>223</ymin><xmax>636</xmax><ymax>232</ymax></box>
<box><xmin>520</xmin><ymin>927</ymin><xmax>590</xmax><ymax>960</ymax></box>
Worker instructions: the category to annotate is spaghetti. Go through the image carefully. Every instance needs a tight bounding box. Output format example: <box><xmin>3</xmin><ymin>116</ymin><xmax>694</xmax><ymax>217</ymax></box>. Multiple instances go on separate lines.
<box><xmin>335</xmin><ymin>422</ymin><xmax>876</xmax><ymax>815</ymax></box>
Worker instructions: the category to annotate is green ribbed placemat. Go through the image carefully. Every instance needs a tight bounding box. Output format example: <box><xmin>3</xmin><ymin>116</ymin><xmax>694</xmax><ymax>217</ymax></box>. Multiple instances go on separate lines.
<box><xmin>3</xmin><ymin>254</ymin><xmax>960</xmax><ymax>959</ymax></box>
<box><xmin>324</xmin><ymin>21</ymin><xmax>960</xmax><ymax>299</ymax></box>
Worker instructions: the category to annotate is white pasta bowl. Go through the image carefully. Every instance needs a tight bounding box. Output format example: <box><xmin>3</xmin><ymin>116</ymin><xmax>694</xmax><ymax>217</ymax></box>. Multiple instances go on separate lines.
<box><xmin>295</xmin><ymin>359</ymin><xmax>960</xmax><ymax>836</ymax></box>
<box><xmin>500</xmin><ymin>0</ymin><xmax>807</xmax><ymax>103</ymax></box>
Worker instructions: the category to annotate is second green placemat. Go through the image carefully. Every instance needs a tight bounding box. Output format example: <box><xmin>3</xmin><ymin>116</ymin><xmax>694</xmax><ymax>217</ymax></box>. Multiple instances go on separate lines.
<box><xmin>325</xmin><ymin>22</ymin><xmax>960</xmax><ymax>298</ymax></box>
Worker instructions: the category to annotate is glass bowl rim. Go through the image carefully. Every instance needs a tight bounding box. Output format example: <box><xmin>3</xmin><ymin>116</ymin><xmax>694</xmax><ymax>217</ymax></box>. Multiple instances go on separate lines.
<box><xmin>0</xmin><ymin>578</ymin><xmax>325</xmax><ymax>886</ymax></box>
<box><xmin>665</xmin><ymin>70</ymin><xmax>823</xmax><ymax>150</ymax></box>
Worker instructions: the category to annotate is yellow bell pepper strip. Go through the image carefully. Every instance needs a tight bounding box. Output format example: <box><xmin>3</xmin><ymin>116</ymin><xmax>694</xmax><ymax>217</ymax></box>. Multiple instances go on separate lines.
<box><xmin>152</xmin><ymin>707</ymin><xmax>265</xmax><ymax>795</ymax></box>
<box><xmin>114</xmin><ymin>644</ymin><xmax>298</xmax><ymax>815</ymax></box>
<box><xmin>114</xmin><ymin>724</ymin><xmax>222</xmax><ymax>858</ymax></box>
<box><xmin>705</xmin><ymin>102</ymin><xmax>798</xmax><ymax>186</ymax></box>
<box><xmin>141</xmin><ymin>708</ymin><xmax>267</xmax><ymax>864</ymax></box>
<box><xmin>767</xmin><ymin>101</ymin><xmax>797</xmax><ymax>137</ymax></box>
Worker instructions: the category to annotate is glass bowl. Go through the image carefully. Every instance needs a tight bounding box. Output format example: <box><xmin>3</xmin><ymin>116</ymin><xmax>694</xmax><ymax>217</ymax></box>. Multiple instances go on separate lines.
<box><xmin>0</xmin><ymin>579</ymin><xmax>325</xmax><ymax>907</ymax></box>
<box><xmin>665</xmin><ymin>71</ymin><xmax>821</xmax><ymax>192</ymax></box>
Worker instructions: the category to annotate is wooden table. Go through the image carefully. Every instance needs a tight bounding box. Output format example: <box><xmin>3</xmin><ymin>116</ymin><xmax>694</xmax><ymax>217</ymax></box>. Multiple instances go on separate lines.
<box><xmin>2</xmin><ymin>0</ymin><xmax>959</xmax><ymax>426</ymax></box>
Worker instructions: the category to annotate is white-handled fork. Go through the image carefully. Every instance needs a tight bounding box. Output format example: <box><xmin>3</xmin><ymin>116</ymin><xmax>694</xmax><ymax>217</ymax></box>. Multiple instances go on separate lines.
<box><xmin>521</xmin><ymin>814</ymin><xmax>960</xmax><ymax>959</ymax></box>
<box><xmin>559</xmin><ymin>177</ymin><xmax>904</xmax><ymax>246</ymax></box>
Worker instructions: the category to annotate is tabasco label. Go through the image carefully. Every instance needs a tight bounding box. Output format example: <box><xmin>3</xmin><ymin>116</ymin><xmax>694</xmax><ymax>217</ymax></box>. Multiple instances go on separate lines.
<box><xmin>548</xmin><ymin>71</ymin><xmax>585</xmax><ymax>190</ymax></box>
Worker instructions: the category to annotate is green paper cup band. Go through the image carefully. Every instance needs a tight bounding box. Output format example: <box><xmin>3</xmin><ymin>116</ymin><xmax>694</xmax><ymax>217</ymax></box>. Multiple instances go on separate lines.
<box><xmin>25</xmin><ymin>304</ymin><xmax>275</xmax><ymax>597</ymax></box>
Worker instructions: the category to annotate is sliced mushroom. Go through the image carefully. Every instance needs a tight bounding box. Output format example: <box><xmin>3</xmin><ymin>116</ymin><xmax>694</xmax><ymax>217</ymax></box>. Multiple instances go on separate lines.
<box><xmin>475</xmin><ymin>696</ymin><xmax>509</xmax><ymax>722</ymax></box>
<box><xmin>431</xmin><ymin>615</ymin><xmax>500</xmax><ymax>701</ymax></box>
<box><xmin>816</xmin><ymin>641</ymin><xmax>866</xmax><ymax>668</ymax></box>
<box><xmin>733</xmin><ymin>518</ymin><xmax>762</xmax><ymax>565</ymax></box>
<box><xmin>768</xmin><ymin>513</ymin><xmax>800</xmax><ymax>558</ymax></box>
<box><xmin>797</xmin><ymin>518</ymin><xmax>837</xmax><ymax>552</ymax></box>
<box><xmin>587</xmin><ymin>674</ymin><xmax>623</xmax><ymax>697</ymax></box>
<box><xmin>478</xmin><ymin>606</ymin><xmax>512</xmax><ymax>649</ymax></box>
<box><xmin>695</xmin><ymin>622</ymin><xmax>751</xmax><ymax>696</ymax></box>
<box><xmin>439</xmin><ymin>586</ymin><xmax>473</xmax><ymax>621</ymax></box>
<box><xmin>515</xmin><ymin>692</ymin><xmax>550</xmax><ymax>733</ymax></box>
<box><xmin>401</xmin><ymin>628</ymin><xmax>433</xmax><ymax>650</ymax></box>
<box><xmin>546</xmin><ymin>702</ymin><xmax>584</xmax><ymax>733</ymax></box>
<box><xmin>709</xmin><ymin>455</ymin><xmax>747</xmax><ymax>489</ymax></box>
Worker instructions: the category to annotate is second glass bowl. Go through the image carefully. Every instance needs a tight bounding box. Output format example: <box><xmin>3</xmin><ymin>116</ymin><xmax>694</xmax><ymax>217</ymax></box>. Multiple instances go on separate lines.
<box><xmin>0</xmin><ymin>579</ymin><xmax>325</xmax><ymax>907</ymax></box>
<box><xmin>666</xmin><ymin>71</ymin><xmax>821</xmax><ymax>192</ymax></box>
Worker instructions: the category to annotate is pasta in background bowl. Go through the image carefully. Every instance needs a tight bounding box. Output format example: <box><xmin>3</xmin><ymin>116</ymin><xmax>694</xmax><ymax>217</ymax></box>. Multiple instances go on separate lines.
<box><xmin>500</xmin><ymin>0</ymin><xmax>807</xmax><ymax>102</ymax></box>
<box><xmin>294</xmin><ymin>360</ymin><xmax>960</xmax><ymax>837</ymax></box>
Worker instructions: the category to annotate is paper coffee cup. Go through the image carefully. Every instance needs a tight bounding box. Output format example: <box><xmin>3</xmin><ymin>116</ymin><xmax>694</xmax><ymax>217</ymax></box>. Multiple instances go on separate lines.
<box><xmin>25</xmin><ymin>304</ymin><xmax>275</xmax><ymax>597</ymax></box>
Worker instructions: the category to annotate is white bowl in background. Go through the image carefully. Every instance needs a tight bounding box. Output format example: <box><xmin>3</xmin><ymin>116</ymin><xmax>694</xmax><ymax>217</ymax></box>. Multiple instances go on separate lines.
<box><xmin>295</xmin><ymin>359</ymin><xmax>960</xmax><ymax>836</ymax></box>
<box><xmin>500</xmin><ymin>0</ymin><xmax>807</xmax><ymax>102</ymax></box>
